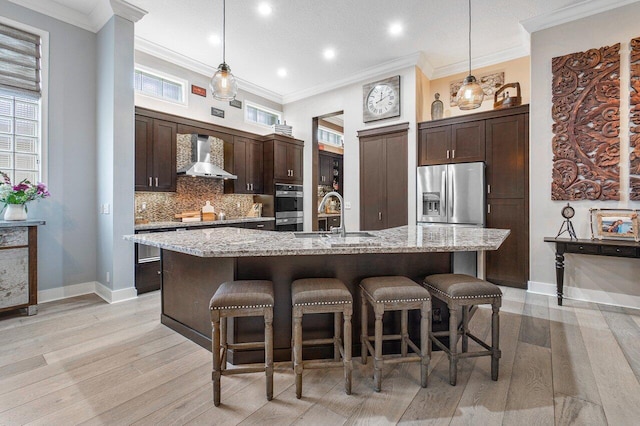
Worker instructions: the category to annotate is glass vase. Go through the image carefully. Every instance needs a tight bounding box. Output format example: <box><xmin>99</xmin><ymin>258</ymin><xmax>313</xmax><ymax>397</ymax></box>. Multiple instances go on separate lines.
<box><xmin>4</xmin><ymin>204</ymin><xmax>27</xmax><ymax>221</ymax></box>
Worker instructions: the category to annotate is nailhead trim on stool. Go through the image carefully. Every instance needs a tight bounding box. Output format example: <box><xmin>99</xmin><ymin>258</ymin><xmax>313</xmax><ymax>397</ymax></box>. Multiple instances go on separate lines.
<box><xmin>291</xmin><ymin>278</ymin><xmax>353</xmax><ymax>399</ymax></box>
<box><xmin>359</xmin><ymin>276</ymin><xmax>431</xmax><ymax>392</ymax></box>
<box><xmin>210</xmin><ymin>280</ymin><xmax>274</xmax><ymax>407</ymax></box>
<box><xmin>423</xmin><ymin>273</ymin><xmax>502</xmax><ymax>386</ymax></box>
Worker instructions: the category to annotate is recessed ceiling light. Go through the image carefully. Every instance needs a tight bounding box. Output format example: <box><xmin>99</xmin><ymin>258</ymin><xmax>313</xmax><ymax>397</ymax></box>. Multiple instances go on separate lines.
<box><xmin>208</xmin><ymin>34</ymin><xmax>221</xmax><ymax>45</ymax></box>
<box><xmin>277</xmin><ymin>68</ymin><xmax>287</xmax><ymax>77</ymax></box>
<box><xmin>389</xmin><ymin>22</ymin><xmax>403</xmax><ymax>36</ymax></box>
<box><xmin>258</xmin><ymin>2</ymin><xmax>272</xmax><ymax>16</ymax></box>
<box><xmin>323</xmin><ymin>48</ymin><xmax>336</xmax><ymax>60</ymax></box>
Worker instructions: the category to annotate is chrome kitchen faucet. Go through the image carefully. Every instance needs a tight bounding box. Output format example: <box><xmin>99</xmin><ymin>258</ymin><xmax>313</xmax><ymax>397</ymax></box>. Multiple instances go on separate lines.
<box><xmin>318</xmin><ymin>191</ymin><xmax>345</xmax><ymax>237</ymax></box>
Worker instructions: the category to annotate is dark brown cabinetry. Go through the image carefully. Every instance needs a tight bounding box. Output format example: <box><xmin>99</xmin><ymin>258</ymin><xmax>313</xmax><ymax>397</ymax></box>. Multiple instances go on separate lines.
<box><xmin>224</xmin><ymin>136</ymin><xmax>263</xmax><ymax>194</ymax></box>
<box><xmin>263</xmin><ymin>135</ymin><xmax>304</xmax><ymax>189</ymax></box>
<box><xmin>358</xmin><ymin>123</ymin><xmax>408</xmax><ymax>231</ymax></box>
<box><xmin>418</xmin><ymin>120</ymin><xmax>485</xmax><ymax>165</ymax></box>
<box><xmin>318</xmin><ymin>151</ymin><xmax>343</xmax><ymax>193</ymax></box>
<box><xmin>135</xmin><ymin>116</ymin><xmax>177</xmax><ymax>192</ymax></box>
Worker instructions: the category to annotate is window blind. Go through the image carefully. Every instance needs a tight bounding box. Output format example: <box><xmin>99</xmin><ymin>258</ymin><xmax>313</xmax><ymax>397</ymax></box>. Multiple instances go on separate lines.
<box><xmin>0</xmin><ymin>23</ymin><xmax>41</xmax><ymax>99</ymax></box>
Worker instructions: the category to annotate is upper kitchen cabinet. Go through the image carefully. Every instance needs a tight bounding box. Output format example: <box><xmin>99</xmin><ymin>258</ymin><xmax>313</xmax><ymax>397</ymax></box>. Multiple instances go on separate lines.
<box><xmin>224</xmin><ymin>136</ymin><xmax>264</xmax><ymax>194</ymax></box>
<box><xmin>418</xmin><ymin>120</ymin><xmax>485</xmax><ymax>165</ymax></box>
<box><xmin>485</xmin><ymin>113</ymin><xmax>528</xmax><ymax>199</ymax></box>
<box><xmin>135</xmin><ymin>115</ymin><xmax>177</xmax><ymax>192</ymax></box>
<box><xmin>318</xmin><ymin>151</ymin><xmax>343</xmax><ymax>193</ymax></box>
<box><xmin>263</xmin><ymin>134</ymin><xmax>304</xmax><ymax>188</ymax></box>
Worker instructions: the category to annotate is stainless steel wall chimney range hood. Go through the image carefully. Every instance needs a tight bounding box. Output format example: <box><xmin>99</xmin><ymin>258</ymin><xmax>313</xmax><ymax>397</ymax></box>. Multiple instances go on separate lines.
<box><xmin>177</xmin><ymin>134</ymin><xmax>237</xmax><ymax>179</ymax></box>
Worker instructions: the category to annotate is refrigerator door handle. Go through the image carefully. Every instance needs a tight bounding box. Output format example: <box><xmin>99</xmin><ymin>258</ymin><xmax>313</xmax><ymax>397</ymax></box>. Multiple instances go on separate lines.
<box><xmin>441</xmin><ymin>169</ymin><xmax>447</xmax><ymax>218</ymax></box>
<box><xmin>448</xmin><ymin>166</ymin><xmax>454</xmax><ymax>219</ymax></box>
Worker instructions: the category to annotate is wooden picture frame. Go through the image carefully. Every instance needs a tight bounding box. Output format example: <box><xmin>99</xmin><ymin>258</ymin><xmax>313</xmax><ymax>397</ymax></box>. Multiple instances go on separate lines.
<box><xmin>590</xmin><ymin>208</ymin><xmax>639</xmax><ymax>241</ymax></box>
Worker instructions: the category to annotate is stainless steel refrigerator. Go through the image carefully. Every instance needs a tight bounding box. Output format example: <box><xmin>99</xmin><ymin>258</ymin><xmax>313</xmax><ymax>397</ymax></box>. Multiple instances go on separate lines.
<box><xmin>417</xmin><ymin>162</ymin><xmax>485</xmax><ymax>226</ymax></box>
<box><xmin>417</xmin><ymin>162</ymin><xmax>486</xmax><ymax>275</ymax></box>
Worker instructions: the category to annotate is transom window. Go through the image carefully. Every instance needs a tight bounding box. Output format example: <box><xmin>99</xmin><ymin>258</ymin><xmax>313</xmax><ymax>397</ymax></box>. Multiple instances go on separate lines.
<box><xmin>134</xmin><ymin>67</ymin><xmax>186</xmax><ymax>104</ymax></box>
<box><xmin>245</xmin><ymin>102</ymin><xmax>282</xmax><ymax>127</ymax></box>
<box><xmin>318</xmin><ymin>126</ymin><xmax>343</xmax><ymax>146</ymax></box>
<box><xmin>0</xmin><ymin>92</ymin><xmax>40</xmax><ymax>184</ymax></box>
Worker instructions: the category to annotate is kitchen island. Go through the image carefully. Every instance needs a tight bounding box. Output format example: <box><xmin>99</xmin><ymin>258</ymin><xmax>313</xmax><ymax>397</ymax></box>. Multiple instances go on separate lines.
<box><xmin>125</xmin><ymin>225</ymin><xmax>509</xmax><ymax>363</ymax></box>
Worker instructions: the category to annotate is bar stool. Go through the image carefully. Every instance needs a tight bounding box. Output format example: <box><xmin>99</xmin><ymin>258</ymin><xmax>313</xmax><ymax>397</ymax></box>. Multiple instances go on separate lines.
<box><xmin>210</xmin><ymin>280</ymin><xmax>274</xmax><ymax>407</ymax></box>
<box><xmin>291</xmin><ymin>278</ymin><xmax>353</xmax><ymax>399</ymax></box>
<box><xmin>423</xmin><ymin>273</ymin><xmax>502</xmax><ymax>386</ymax></box>
<box><xmin>360</xmin><ymin>276</ymin><xmax>431</xmax><ymax>392</ymax></box>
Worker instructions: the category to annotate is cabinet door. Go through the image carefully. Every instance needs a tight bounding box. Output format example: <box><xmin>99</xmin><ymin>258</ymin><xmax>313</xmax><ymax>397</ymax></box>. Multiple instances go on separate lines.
<box><xmin>385</xmin><ymin>133</ymin><xmax>408</xmax><ymax>228</ymax></box>
<box><xmin>232</xmin><ymin>137</ymin><xmax>249</xmax><ymax>193</ymax></box>
<box><xmin>486</xmin><ymin>114</ymin><xmax>527</xmax><ymax>199</ymax></box>
<box><xmin>318</xmin><ymin>153</ymin><xmax>332</xmax><ymax>185</ymax></box>
<box><xmin>486</xmin><ymin>199</ymin><xmax>527</xmax><ymax>288</ymax></box>
<box><xmin>360</xmin><ymin>136</ymin><xmax>385</xmax><ymax>230</ymax></box>
<box><xmin>418</xmin><ymin>126</ymin><xmax>450</xmax><ymax>165</ymax></box>
<box><xmin>288</xmin><ymin>143</ymin><xmax>303</xmax><ymax>183</ymax></box>
<box><xmin>273</xmin><ymin>140</ymin><xmax>289</xmax><ymax>181</ymax></box>
<box><xmin>327</xmin><ymin>215</ymin><xmax>341</xmax><ymax>229</ymax></box>
<box><xmin>451</xmin><ymin>121</ymin><xmax>485</xmax><ymax>163</ymax></box>
<box><xmin>151</xmin><ymin>119</ymin><xmax>177</xmax><ymax>191</ymax></box>
<box><xmin>135</xmin><ymin>116</ymin><xmax>153</xmax><ymax>191</ymax></box>
<box><xmin>248</xmin><ymin>140</ymin><xmax>264</xmax><ymax>193</ymax></box>
<box><xmin>135</xmin><ymin>261</ymin><xmax>161</xmax><ymax>295</ymax></box>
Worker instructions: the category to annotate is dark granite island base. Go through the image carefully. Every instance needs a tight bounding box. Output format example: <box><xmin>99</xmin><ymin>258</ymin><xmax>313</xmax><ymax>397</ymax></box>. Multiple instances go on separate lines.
<box><xmin>125</xmin><ymin>225</ymin><xmax>509</xmax><ymax>364</ymax></box>
<box><xmin>161</xmin><ymin>250</ymin><xmax>451</xmax><ymax>364</ymax></box>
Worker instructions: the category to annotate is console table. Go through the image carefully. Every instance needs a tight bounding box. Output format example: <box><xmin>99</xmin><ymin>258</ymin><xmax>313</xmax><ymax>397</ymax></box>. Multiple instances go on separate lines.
<box><xmin>544</xmin><ymin>237</ymin><xmax>640</xmax><ymax>305</ymax></box>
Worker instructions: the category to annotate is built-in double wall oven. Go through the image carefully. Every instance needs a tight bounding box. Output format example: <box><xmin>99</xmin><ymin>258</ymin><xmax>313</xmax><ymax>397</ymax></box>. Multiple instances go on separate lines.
<box><xmin>275</xmin><ymin>183</ymin><xmax>303</xmax><ymax>231</ymax></box>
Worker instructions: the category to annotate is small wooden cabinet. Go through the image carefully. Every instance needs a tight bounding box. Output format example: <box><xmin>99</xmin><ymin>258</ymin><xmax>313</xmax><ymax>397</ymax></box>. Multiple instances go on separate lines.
<box><xmin>0</xmin><ymin>224</ymin><xmax>40</xmax><ymax>315</ymax></box>
<box><xmin>263</xmin><ymin>135</ymin><xmax>304</xmax><ymax>189</ymax></box>
<box><xmin>418</xmin><ymin>120</ymin><xmax>485</xmax><ymax>165</ymax></box>
<box><xmin>224</xmin><ymin>136</ymin><xmax>264</xmax><ymax>194</ymax></box>
<box><xmin>135</xmin><ymin>115</ymin><xmax>177</xmax><ymax>192</ymax></box>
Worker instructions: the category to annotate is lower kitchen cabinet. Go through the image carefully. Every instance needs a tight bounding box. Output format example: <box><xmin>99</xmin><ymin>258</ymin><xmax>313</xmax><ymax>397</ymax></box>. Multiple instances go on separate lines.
<box><xmin>486</xmin><ymin>199</ymin><xmax>528</xmax><ymax>288</ymax></box>
<box><xmin>0</xmin><ymin>225</ymin><xmax>40</xmax><ymax>315</ymax></box>
<box><xmin>135</xmin><ymin>261</ymin><xmax>162</xmax><ymax>295</ymax></box>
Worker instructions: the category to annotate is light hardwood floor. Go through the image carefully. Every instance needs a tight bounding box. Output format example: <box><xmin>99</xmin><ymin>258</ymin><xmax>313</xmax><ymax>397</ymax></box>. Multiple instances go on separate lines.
<box><xmin>0</xmin><ymin>287</ymin><xmax>639</xmax><ymax>425</ymax></box>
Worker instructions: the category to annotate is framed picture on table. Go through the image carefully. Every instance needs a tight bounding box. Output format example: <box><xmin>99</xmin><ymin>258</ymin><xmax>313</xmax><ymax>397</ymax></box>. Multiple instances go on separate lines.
<box><xmin>590</xmin><ymin>208</ymin><xmax>639</xmax><ymax>241</ymax></box>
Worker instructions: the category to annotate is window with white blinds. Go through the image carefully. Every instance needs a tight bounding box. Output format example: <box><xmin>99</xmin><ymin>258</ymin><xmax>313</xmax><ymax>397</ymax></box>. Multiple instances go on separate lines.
<box><xmin>0</xmin><ymin>23</ymin><xmax>41</xmax><ymax>99</ymax></box>
<box><xmin>0</xmin><ymin>92</ymin><xmax>40</xmax><ymax>184</ymax></box>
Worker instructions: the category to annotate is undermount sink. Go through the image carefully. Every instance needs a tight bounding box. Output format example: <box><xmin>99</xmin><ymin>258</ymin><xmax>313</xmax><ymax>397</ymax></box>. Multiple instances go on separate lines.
<box><xmin>293</xmin><ymin>231</ymin><xmax>377</xmax><ymax>239</ymax></box>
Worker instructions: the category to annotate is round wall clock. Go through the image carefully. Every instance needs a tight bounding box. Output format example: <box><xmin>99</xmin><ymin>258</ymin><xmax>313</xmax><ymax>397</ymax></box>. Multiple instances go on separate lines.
<box><xmin>362</xmin><ymin>75</ymin><xmax>401</xmax><ymax>123</ymax></box>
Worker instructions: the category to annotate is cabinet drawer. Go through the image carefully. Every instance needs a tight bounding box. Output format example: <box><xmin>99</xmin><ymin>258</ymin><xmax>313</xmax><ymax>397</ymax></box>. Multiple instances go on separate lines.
<box><xmin>600</xmin><ymin>245</ymin><xmax>638</xmax><ymax>257</ymax></box>
<box><xmin>0</xmin><ymin>247</ymin><xmax>29</xmax><ymax>308</ymax></box>
<box><xmin>565</xmin><ymin>243</ymin><xmax>599</xmax><ymax>255</ymax></box>
<box><xmin>0</xmin><ymin>228</ymin><xmax>28</xmax><ymax>248</ymax></box>
<box><xmin>244</xmin><ymin>221</ymin><xmax>274</xmax><ymax>230</ymax></box>
<box><xmin>327</xmin><ymin>216</ymin><xmax>341</xmax><ymax>228</ymax></box>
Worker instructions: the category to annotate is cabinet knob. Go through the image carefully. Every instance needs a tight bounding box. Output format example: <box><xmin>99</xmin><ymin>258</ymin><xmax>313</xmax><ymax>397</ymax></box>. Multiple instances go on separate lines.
<box><xmin>378</xmin><ymin>212</ymin><xmax>382</xmax><ymax>221</ymax></box>
<box><xmin>148</xmin><ymin>177</ymin><xmax>152</xmax><ymax>187</ymax></box>
<box><xmin>155</xmin><ymin>177</ymin><xmax>159</xmax><ymax>187</ymax></box>
<box><xmin>616</xmin><ymin>248</ymin><xmax>621</xmax><ymax>252</ymax></box>
<box><xmin>157</xmin><ymin>270</ymin><xmax>161</xmax><ymax>275</ymax></box>
<box><xmin>452</xmin><ymin>149</ymin><xmax>455</xmax><ymax>159</ymax></box>
<box><xmin>256</xmin><ymin>224</ymin><xmax>264</xmax><ymax>228</ymax></box>
<box><xmin>579</xmin><ymin>246</ymin><xmax>584</xmax><ymax>250</ymax></box>
<box><xmin>446</xmin><ymin>150</ymin><xmax>450</xmax><ymax>159</ymax></box>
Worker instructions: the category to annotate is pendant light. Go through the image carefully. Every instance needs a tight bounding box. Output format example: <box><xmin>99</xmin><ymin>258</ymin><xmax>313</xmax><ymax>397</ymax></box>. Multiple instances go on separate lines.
<box><xmin>456</xmin><ymin>0</ymin><xmax>484</xmax><ymax>110</ymax></box>
<box><xmin>210</xmin><ymin>0</ymin><xmax>238</xmax><ymax>100</ymax></box>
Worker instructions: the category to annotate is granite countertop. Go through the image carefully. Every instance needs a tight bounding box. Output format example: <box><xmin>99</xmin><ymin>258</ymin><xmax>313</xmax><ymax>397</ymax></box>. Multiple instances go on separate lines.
<box><xmin>0</xmin><ymin>220</ymin><xmax>46</xmax><ymax>228</ymax></box>
<box><xmin>134</xmin><ymin>216</ymin><xmax>275</xmax><ymax>232</ymax></box>
<box><xmin>124</xmin><ymin>224</ymin><xmax>510</xmax><ymax>258</ymax></box>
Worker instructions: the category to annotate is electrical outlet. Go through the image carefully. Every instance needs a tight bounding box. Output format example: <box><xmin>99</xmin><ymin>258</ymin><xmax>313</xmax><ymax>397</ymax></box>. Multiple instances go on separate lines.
<box><xmin>101</xmin><ymin>203</ymin><xmax>110</xmax><ymax>214</ymax></box>
<box><xmin>106</xmin><ymin>271</ymin><xmax>110</xmax><ymax>283</ymax></box>
<box><xmin>237</xmin><ymin>202</ymin><xmax>241</xmax><ymax>208</ymax></box>
<box><xmin>344</xmin><ymin>201</ymin><xmax>352</xmax><ymax>209</ymax></box>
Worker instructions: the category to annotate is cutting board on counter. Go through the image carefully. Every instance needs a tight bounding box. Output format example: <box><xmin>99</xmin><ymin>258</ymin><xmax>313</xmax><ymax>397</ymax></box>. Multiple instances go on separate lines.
<box><xmin>175</xmin><ymin>211</ymin><xmax>201</xmax><ymax>222</ymax></box>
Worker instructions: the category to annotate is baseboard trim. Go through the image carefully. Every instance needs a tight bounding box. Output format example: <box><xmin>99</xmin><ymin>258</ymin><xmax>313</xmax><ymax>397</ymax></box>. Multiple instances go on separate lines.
<box><xmin>528</xmin><ymin>280</ymin><xmax>640</xmax><ymax>310</ymax></box>
<box><xmin>38</xmin><ymin>282</ymin><xmax>137</xmax><ymax>305</ymax></box>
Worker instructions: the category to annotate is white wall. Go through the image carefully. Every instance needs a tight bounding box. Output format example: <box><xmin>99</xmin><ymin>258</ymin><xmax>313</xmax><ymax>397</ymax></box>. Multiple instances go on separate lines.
<box><xmin>530</xmin><ymin>2</ymin><xmax>640</xmax><ymax>308</ymax></box>
<box><xmin>284</xmin><ymin>67</ymin><xmax>418</xmax><ymax>231</ymax></box>
<box><xmin>0</xmin><ymin>0</ymin><xmax>98</xmax><ymax>292</ymax></box>
<box><xmin>134</xmin><ymin>51</ymin><xmax>283</xmax><ymax>136</ymax></box>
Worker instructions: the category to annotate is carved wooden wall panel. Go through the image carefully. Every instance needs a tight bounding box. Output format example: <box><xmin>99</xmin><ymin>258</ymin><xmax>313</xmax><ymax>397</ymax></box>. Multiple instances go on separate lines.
<box><xmin>630</xmin><ymin>38</ymin><xmax>640</xmax><ymax>200</ymax></box>
<box><xmin>551</xmin><ymin>44</ymin><xmax>620</xmax><ymax>201</ymax></box>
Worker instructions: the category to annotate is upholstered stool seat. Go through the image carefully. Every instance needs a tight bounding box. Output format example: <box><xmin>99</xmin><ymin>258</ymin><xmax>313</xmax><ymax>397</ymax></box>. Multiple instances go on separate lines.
<box><xmin>210</xmin><ymin>280</ymin><xmax>274</xmax><ymax>406</ymax></box>
<box><xmin>360</xmin><ymin>276</ymin><xmax>431</xmax><ymax>392</ymax></box>
<box><xmin>292</xmin><ymin>278</ymin><xmax>353</xmax><ymax>399</ymax></box>
<box><xmin>423</xmin><ymin>273</ymin><xmax>502</xmax><ymax>386</ymax></box>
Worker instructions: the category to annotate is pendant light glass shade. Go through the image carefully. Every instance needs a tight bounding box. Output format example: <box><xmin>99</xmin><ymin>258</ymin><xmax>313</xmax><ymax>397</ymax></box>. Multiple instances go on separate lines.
<box><xmin>456</xmin><ymin>0</ymin><xmax>483</xmax><ymax>110</ymax></box>
<box><xmin>210</xmin><ymin>0</ymin><xmax>237</xmax><ymax>101</ymax></box>
<box><xmin>211</xmin><ymin>62</ymin><xmax>238</xmax><ymax>101</ymax></box>
<box><xmin>456</xmin><ymin>75</ymin><xmax>484</xmax><ymax>110</ymax></box>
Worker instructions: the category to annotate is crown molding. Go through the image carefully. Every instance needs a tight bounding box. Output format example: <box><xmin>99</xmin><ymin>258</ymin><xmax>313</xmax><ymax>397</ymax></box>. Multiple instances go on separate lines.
<box><xmin>521</xmin><ymin>0</ymin><xmax>640</xmax><ymax>33</ymax></box>
<box><xmin>282</xmin><ymin>52</ymin><xmax>422</xmax><ymax>104</ymax></box>
<box><xmin>7</xmin><ymin>0</ymin><xmax>96</xmax><ymax>31</ymax></box>
<box><xmin>135</xmin><ymin>36</ymin><xmax>284</xmax><ymax>104</ymax></box>
<box><xmin>416</xmin><ymin>51</ymin><xmax>435</xmax><ymax>80</ymax></box>
<box><xmin>430</xmin><ymin>45</ymin><xmax>529</xmax><ymax>80</ymax></box>
<box><xmin>109</xmin><ymin>0</ymin><xmax>147</xmax><ymax>24</ymax></box>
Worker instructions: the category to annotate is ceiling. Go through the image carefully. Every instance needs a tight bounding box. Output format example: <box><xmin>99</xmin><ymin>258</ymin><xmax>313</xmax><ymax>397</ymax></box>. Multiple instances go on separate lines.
<box><xmin>7</xmin><ymin>0</ymin><xmax>640</xmax><ymax>103</ymax></box>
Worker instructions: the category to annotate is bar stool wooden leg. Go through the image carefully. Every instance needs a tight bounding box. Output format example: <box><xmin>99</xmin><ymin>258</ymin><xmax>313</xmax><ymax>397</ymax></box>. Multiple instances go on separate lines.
<box><xmin>448</xmin><ymin>305</ymin><xmax>458</xmax><ymax>386</ymax></box>
<box><xmin>212</xmin><ymin>312</ymin><xmax>222</xmax><ymax>407</ymax></box>
<box><xmin>491</xmin><ymin>303</ymin><xmax>500</xmax><ymax>381</ymax></box>
<box><xmin>334</xmin><ymin>312</ymin><xmax>342</xmax><ymax>361</ymax></box>
<box><xmin>420</xmin><ymin>301</ymin><xmax>430</xmax><ymax>388</ymax></box>
<box><xmin>265</xmin><ymin>308</ymin><xmax>274</xmax><ymax>401</ymax></box>
<box><xmin>293</xmin><ymin>309</ymin><xmax>303</xmax><ymax>399</ymax></box>
<box><xmin>344</xmin><ymin>310</ymin><xmax>353</xmax><ymax>395</ymax></box>
<box><xmin>361</xmin><ymin>290</ymin><xmax>368</xmax><ymax>364</ymax></box>
<box><xmin>220</xmin><ymin>317</ymin><xmax>227</xmax><ymax>371</ymax></box>
<box><xmin>401</xmin><ymin>309</ymin><xmax>408</xmax><ymax>357</ymax></box>
<box><xmin>461</xmin><ymin>306</ymin><xmax>469</xmax><ymax>353</ymax></box>
<box><xmin>373</xmin><ymin>305</ymin><xmax>384</xmax><ymax>392</ymax></box>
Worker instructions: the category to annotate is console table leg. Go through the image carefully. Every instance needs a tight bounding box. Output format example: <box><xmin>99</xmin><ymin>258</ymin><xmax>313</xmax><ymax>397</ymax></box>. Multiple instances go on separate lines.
<box><xmin>555</xmin><ymin>253</ymin><xmax>565</xmax><ymax>306</ymax></box>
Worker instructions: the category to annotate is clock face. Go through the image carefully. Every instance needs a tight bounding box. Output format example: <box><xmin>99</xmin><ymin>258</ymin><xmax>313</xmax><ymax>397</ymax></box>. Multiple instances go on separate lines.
<box><xmin>562</xmin><ymin>205</ymin><xmax>575</xmax><ymax>219</ymax></box>
<box><xmin>362</xmin><ymin>75</ymin><xmax>401</xmax><ymax>122</ymax></box>
<box><xmin>366</xmin><ymin>84</ymin><xmax>397</xmax><ymax>115</ymax></box>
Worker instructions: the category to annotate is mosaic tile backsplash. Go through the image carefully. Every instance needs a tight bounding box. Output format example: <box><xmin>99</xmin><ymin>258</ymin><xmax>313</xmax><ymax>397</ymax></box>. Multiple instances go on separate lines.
<box><xmin>135</xmin><ymin>134</ymin><xmax>255</xmax><ymax>222</ymax></box>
